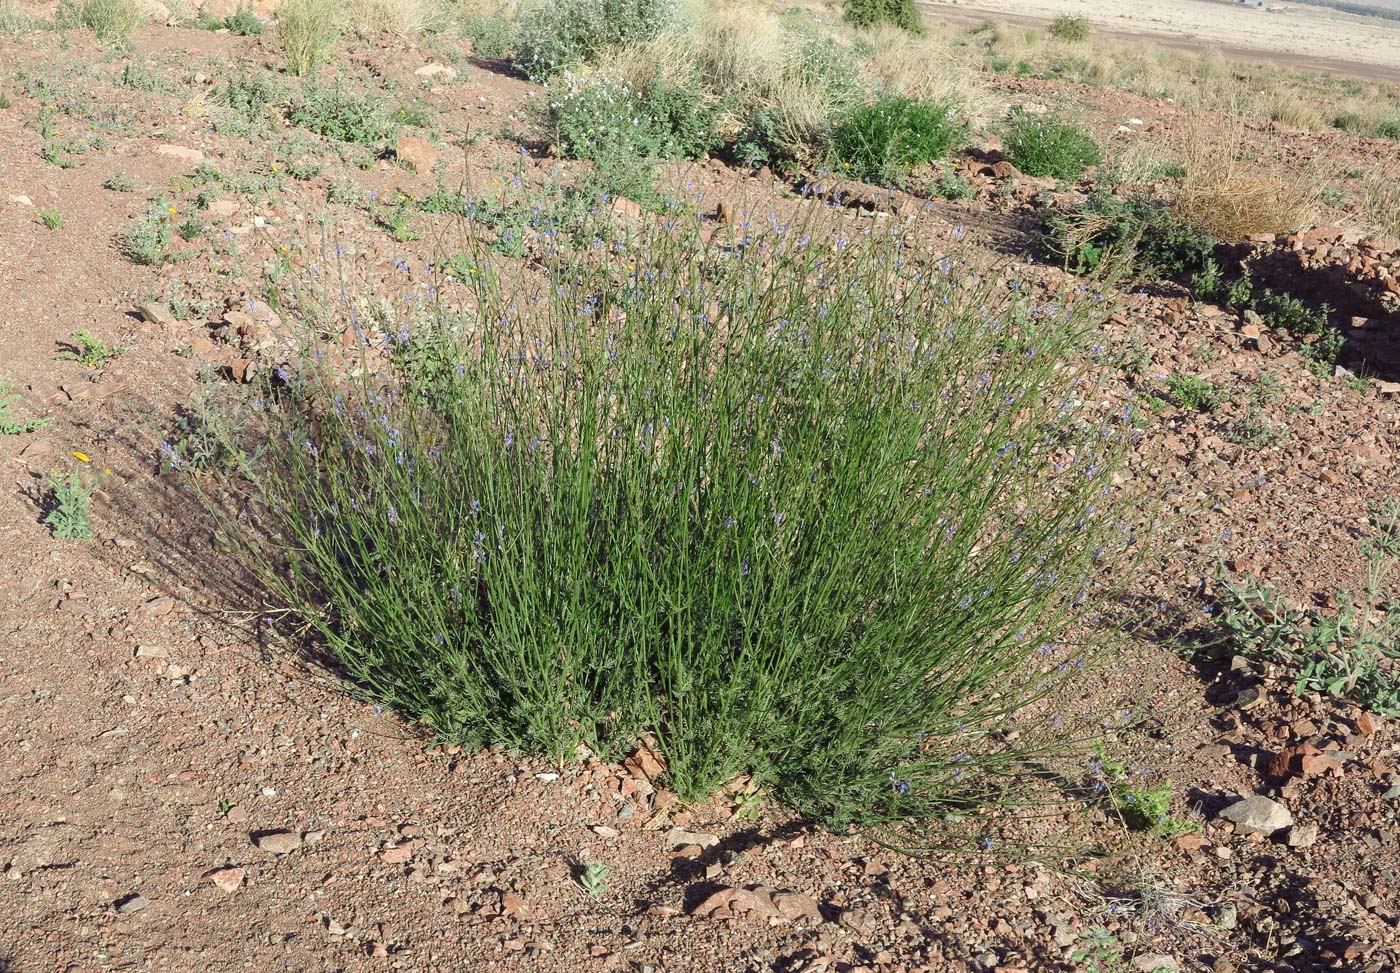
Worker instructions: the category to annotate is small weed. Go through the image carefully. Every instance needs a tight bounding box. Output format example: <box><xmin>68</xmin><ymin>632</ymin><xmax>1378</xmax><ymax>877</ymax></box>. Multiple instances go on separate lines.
<box><xmin>1092</xmin><ymin>748</ymin><xmax>1197</xmax><ymax>838</ymax></box>
<box><xmin>1003</xmin><ymin>109</ymin><xmax>1101</xmax><ymax>181</ymax></box>
<box><xmin>38</xmin><ymin>207</ymin><xmax>62</xmax><ymax>230</ymax></box>
<box><xmin>377</xmin><ymin>198</ymin><xmax>421</xmax><ymax>243</ymax></box>
<box><xmin>935</xmin><ymin>170</ymin><xmax>974</xmax><ymax>200</ymax></box>
<box><xmin>515</xmin><ymin>0</ymin><xmax>676</xmax><ymax>81</ymax></box>
<box><xmin>222</xmin><ymin>3</ymin><xmax>264</xmax><ymax>36</ymax></box>
<box><xmin>462</xmin><ymin>13</ymin><xmax>513</xmax><ymax>59</ymax></box>
<box><xmin>1225</xmin><ymin>407</ymin><xmax>1288</xmax><ymax>448</ymax></box>
<box><xmin>121</xmin><ymin>197</ymin><xmax>174</xmax><ymax>265</ymax></box>
<box><xmin>178</xmin><ymin>216</ymin><xmax>204</xmax><ymax>241</ymax></box>
<box><xmin>104</xmin><ymin>171</ymin><xmax>136</xmax><ymax>191</ymax></box>
<box><xmin>56</xmin><ymin>331</ymin><xmax>122</xmax><ymax>367</ymax></box>
<box><xmin>576</xmin><ymin>860</ymin><xmax>610</xmax><ymax>899</ymax></box>
<box><xmin>44</xmin><ymin>468</ymin><xmax>97</xmax><ymax>540</ymax></box>
<box><xmin>1214</xmin><ymin>501</ymin><xmax>1400</xmax><ymax>714</ymax></box>
<box><xmin>117</xmin><ymin>61</ymin><xmax>167</xmax><ymax>93</ymax></box>
<box><xmin>0</xmin><ymin>380</ymin><xmax>47</xmax><ymax>435</ymax></box>
<box><xmin>844</xmin><ymin>0</ymin><xmax>922</xmax><ymax>33</ymax></box>
<box><xmin>1164</xmin><ymin>374</ymin><xmax>1219</xmax><ymax>412</ymax></box>
<box><xmin>290</xmin><ymin>85</ymin><xmax>400</xmax><ymax>148</ymax></box>
<box><xmin>0</xmin><ymin>91</ymin><xmax>11</xmax><ymax>110</ymax></box>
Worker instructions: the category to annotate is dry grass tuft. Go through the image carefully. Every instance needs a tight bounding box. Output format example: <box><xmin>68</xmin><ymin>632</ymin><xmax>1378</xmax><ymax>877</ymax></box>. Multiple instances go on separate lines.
<box><xmin>344</xmin><ymin>0</ymin><xmax>455</xmax><ymax>36</ymax></box>
<box><xmin>1258</xmin><ymin>90</ymin><xmax>1327</xmax><ymax>132</ymax></box>
<box><xmin>1357</xmin><ymin>164</ymin><xmax>1400</xmax><ymax>240</ymax></box>
<box><xmin>1172</xmin><ymin>113</ymin><xmax>1318</xmax><ymax>241</ymax></box>
<box><xmin>856</xmin><ymin>22</ymin><xmax>992</xmax><ymax>116</ymax></box>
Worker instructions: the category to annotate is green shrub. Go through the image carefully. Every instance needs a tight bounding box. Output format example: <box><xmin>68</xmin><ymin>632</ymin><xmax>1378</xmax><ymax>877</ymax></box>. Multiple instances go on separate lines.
<box><xmin>216</xmin><ymin>208</ymin><xmax>1131</xmax><ymax>831</ymax></box>
<box><xmin>289</xmin><ymin>85</ymin><xmax>400</xmax><ymax>147</ymax></box>
<box><xmin>1047</xmin><ymin>14</ymin><xmax>1090</xmax><ymax>42</ymax></box>
<box><xmin>843</xmin><ymin>0</ymin><xmax>921</xmax><ymax>33</ymax></box>
<box><xmin>45</xmin><ymin>468</ymin><xmax>97</xmax><ymax>540</ymax></box>
<box><xmin>215</xmin><ymin>72</ymin><xmax>287</xmax><ymax>124</ymax></box>
<box><xmin>223</xmin><ymin>2</ymin><xmax>264</xmax><ymax>36</ymax></box>
<box><xmin>1376</xmin><ymin>118</ymin><xmax>1400</xmax><ymax>140</ymax></box>
<box><xmin>121</xmin><ymin>197</ymin><xmax>174</xmax><ymax>266</ymax></box>
<box><xmin>1003</xmin><ymin>109</ymin><xmax>1101</xmax><ymax>181</ymax></box>
<box><xmin>463</xmin><ymin>12</ymin><xmax>514</xmax><ymax>58</ymax></box>
<box><xmin>830</xmin><ymin>96</ymin><xmax>966</xmax><ymax>185</ymax></box>
<box><xmin>547</xmin><ymin>71</ymin><xmax>717</xmax><ymax>164</ymax></box>
<box><xmin>516</xmin><ymin>0</ymin><xmax>677</xmax><ymax>82</ymax></box>
<box><xmin>1041</xmin><ymin>191</ymin><xmax>1216</xmax><ymax>278</ymax></box>
<box><xmin>1164</xmin><ymin>373</ymin><xmax>1219</xmax><ymax>412</ymax></box>
<box><xmin>277</xmin><ymin>0</ymin><xmax>342</xmax><ymax>77</ymax></box>
<box><xmin>57</xmin><ymin>0</ymin><xmax>142</xmax><ymax>47</ymax></box>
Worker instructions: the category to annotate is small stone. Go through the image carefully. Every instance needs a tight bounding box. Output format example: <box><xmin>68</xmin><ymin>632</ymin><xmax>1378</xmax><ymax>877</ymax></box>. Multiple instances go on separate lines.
<box><xmin>395</xmin><ymin>135</ymin><xmax>439</xmax><ymax>174</ymax></box>
<box><xmin>115</xmin><ymin>893</ymin><xmax>150</xmax><ymax>914</ymax></box>
<box><xmin>1218</xmin><ymin>795</ymin><xmax>1293</xmax><ymax>837</ymax></box>
<box><xmin>1286</xmin><ymin>824</ymin><xmax>1319</xmax><ymax>848</ymax></box>
<box><xmin>414</xmin><ymin>63</ymin><xmax>457</xmax><ymax>80</ymax></box>
<box><xmin>610</xmin><ymin>196</ymin><xmax>643</xmax><ymax>220</ymax></box>
<box><xmin>224</xmin><ymin>805</ymin><xmax>249</xmax><ymax>823</ymax></box>
<box><xmin>1214</xmin><ymin>901</ymin><xmax>1238</xmax><ymax>930</ymax></box>
<box><xmin>8</xmin><ymin>194</ymin><xmax>33</xmax><ymax>207</ymax></box>
<box><xmin>590</xmin><ymin>825</ymin><xmax>620</xmax><ymax>838</ymax></box>
<box><xmin>380</xmin><ymin>845</ymin><xmax>412</xmax><ymax>864</ymax></box>
<box><xmin>252</xmin><ymin>830</ymin><xmax>302</xmax><ymax>855</ymax></box>
<box><xmin>839</xmin><ymin>908</ymin><xmax>874</xmax><ymax>938</ymax></box>
<box><xmin>207</xmin><ymin>866</ymin><xmax>245</xmax><ymax>893</ymax></box>
<box><xmin>137</xmin><ymin>303</ymin><xmax>175</xmax><ymax>326</ymax></box>
<box><xmin>207</xmin><ymin>199</ymin><xmax>238</xmax><ymax>218</ymax></box>
<box><xmin>665</xmin><ymin>827</ymin><xmax>718</xmax><ymax>850</ymax></box>
<box><xmin>1132</xmin><ymin>955</ymin><xmax>1179</xmax><ymax>973</ymax></box>
<box><xmin>156</xmin><ymin>144</ymin><xmax>205</xmax><ymax>166</ymax></box>
<box><xmin>772</xmin><ymin>891</ymin><xmax>822</xmax><ymax>922</ymax></box>
<box><xmin>134</xmin><ymin>644</ymin><xmax>169</xmax><ymax>659</ymax></box>
<box><xmin>501</xmin><ymin>890</ymin><xmax>531</xmax><ymax>918</ymax></box>
<box><xmin>1356</xmin><ymin>712</ymin><xmax>1379</xmax><ymax>736</ymax></box>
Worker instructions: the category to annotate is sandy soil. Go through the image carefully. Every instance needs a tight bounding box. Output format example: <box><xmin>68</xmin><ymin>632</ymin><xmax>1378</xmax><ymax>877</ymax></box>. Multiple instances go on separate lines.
<box><xmin>921</xmin><ymin>0</ymin><xmax>1400</xmax><ymax>81</ymax></box>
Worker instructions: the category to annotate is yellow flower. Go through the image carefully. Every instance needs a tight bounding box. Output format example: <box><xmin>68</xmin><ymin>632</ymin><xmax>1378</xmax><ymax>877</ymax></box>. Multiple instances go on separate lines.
<box><xmin>73</xmin><ymin>451</ymin><xmax>90</xmax><ymax>463</ymax></box>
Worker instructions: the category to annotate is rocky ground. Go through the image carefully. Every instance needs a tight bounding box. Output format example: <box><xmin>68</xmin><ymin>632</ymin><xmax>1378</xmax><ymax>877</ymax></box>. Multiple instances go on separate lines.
<box><xmin>0</xmin><ymin>12</ymin><xmax>1398</xmax><ymax>973</ymax></box>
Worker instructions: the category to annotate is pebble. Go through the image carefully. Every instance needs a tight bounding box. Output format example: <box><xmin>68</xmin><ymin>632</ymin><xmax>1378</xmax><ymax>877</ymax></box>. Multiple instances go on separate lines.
<box><xmin>1218</xmin><ymin>794</ymin><xmax>1293</xmax><ymax>837</ymax></box>
<box><xmin>115</xmin><ymin>893</ymin><xmax>150</xmax><ymax>914</ymax></box>
<box><xmin>207</xmin><ymin>866</ymin><xmax>245</xmax><ymax>893</ymax></box>
<box><xmin>253</xmin><ymin>830</ymin><xmax>302</xmax><ymax>855</ymax></box>
<box><xmin>1133</xmin><ymin>955</ymin><xmax>1179</xmax><ymax>972</ymax></box>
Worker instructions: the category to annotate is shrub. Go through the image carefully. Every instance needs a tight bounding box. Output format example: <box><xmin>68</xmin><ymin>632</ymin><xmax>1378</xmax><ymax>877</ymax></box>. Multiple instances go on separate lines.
<box><xmin>1041</xmin><ymin>191</ymin><xmax>1216</xmax><ymax>278</ymax></box>
<box><xmin>1047</xmin><ymin>15</ymin><xmax>1090</xmax><ymax>42</ymax></box>
<box><xmin>463</xmin><ymin>12</ymin><xmax>514</xmax><ymax>58</ymax></box>
<box><xmin>45</xmin><ymin>468</ymin><xmax>97</xmax><ymax>540</ymax></box>
<box><xmin>277</xmin><ymin>0</ymin><xmax>342</xmax><ymax>77</ymax></box>
<box><xmin>1376</xmin><ymin>118</ymin><xmax>1400</xmax><ymax>140</ymax></box>
<box><xmin>1164</xmin><ymin>373</ymin><xmax>1219</xmax><ymax>412</ymax></box>
<box><xmin>843</xmin><ymin>0</ymin><xmax>921</xmax><ymax>33</ymax></box>
<box><xmin>1172</xmin><ymin>118</ymin><xmax>1316</xmax><ymax>240</ymax></box>
<box><xmin>217</xmin><ymin>208</ymin><xmax>1132</xmax><ymax>831</ymax></box>
<box><xmin>515</xmin><ymin>0</ymin><xmax>678</xmax><ymax>81</ymax></box>
<box><xmin>1003</xmin><ymin>110</ymin><xmax>1101</xmax><ymax>181</ymax></box>
<box><xmin>547</xmin><ymin>71</ymin><xmax>717</xmax><ymax>164</ymax></box>
<box><xmin>223</xmin><ymin>2</ymin><xmax>264</xmax><ymax>36</ymax></box>
<box><xmin>57</xmin><ymin>0</ymin><xmax>143</xmax><ymax>47</ymax></box>
<box><xmin>120</xmin><ymin>198</ymin><xmax>173</xmax><ymax>266</ymax></box>
<box><xmin>829</xmin><ymin>96</ymin><xmax>966</xmax><ymax>184</ymax></box>
<box><xmin>0</xmin><ymin>0</ymin><xmax>32</xmax><ymax>35</ymax></box>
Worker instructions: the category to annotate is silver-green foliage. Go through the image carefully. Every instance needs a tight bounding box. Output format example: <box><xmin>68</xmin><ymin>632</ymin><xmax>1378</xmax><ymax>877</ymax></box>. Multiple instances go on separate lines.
<box><xmin>515</xmin><ymin>0</ymin><xmax>677</xmax><ymax>81</ymax></box>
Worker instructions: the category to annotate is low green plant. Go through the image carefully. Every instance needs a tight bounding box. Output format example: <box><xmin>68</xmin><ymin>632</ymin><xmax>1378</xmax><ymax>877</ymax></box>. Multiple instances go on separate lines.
<box><xmin>515</xmin><ymin>0</ymin><xmax>677</xmax><ymax>81</ymax></box>
<box><xmin>0</xmin><ymin>381</ymin><xmax>47</xmax><ymax>435</ymax></box>
<box><xmin>1225</xmin><ymin>406</ymin><xmax>1288</xmax><ymax>448</ymax></box>
<box><xmin>1092</xmin><ymin>747</ymin><xmax>1197</xmax><ymax>837</ymax></box>
<box><xmin>1003</xmin><ymin>109</ymin><xmax>1101</xmax><ymax>181</ymax></box>
<box><xmin>222</xmin><ymin>2</ymin><xmax>263</xmax><ymax>36</ymax></box>
<box><xmin>1223</xmin><ymin>271</ymin><xmax>1338</xmax><ymax>371</ymax></box>
<box><xmin>178</xmin><ymin>216</ymin><xmax>204</xmax><ymax>240</ymax></box>
<box><xmin>0</xmin><ymin>91</ymin><xmax>10</xmax><ymax>110</ymax></box>
<box><xmin>843</xmin><ymin>0</ymin><xmax>921</xmax><ymax>33</ymax></box>
<box><xmin>1041</xmin><ymin>191</ymin><xmax>1215</xmax><ymax>278</ymax></box>
<box><xmin>44</xmin><ymin>468</ymin><xmax>97</xmax><ymax>540</ymax></box>
<box><xmin>576</xmin><ymin>860</ymin><xmax>610</xmax><ymax>898</ymax></box>
<box><xmin>56</xmin><ymin>331</ymin><xmax>122</xmax><ymax>367</ymax></box>
<box><xmin>1048</xmin><ymin>14</ymin><xmax>1090</xmax><ymax>42</ymax></box>
<box><xmin>935</xmin><ymin>170</ymin><xmax>974</xmax><ymax>200</ymax></box>
<box><xmin>277</xmin><ymin>0</ymin><xmax>341</xmax><ymax>77</ymax></box>
<box><xmin>58</xmin><ymin>0</ymin><xmax>142</xmax><ymax>47</ymax></box>
<box><xmin>213</xmin><ymin>205</ymin><xmax>1133</xmax><ymax>832</ymax></box>
<box><xmin>1164</xmin><ymin>373</ymin><xmax>1219</xmax><ymax>412</ymax></box>
<box><xmin>1</xmin><ymin>0</ymin><xmax>33</xmax><ymax>35</ymax></box>
<box><xmin>121</xmin><ymin>197</ymin><xmax>174</xmax><ymax>265</ymax></box>
<box><xmin>104</xmin><ymin>171</ymin><xmax>136</xmax><ymax>191</ymax></box>
<box><xmin>829</xmin><ymin>96</ymin><xmax>967</xmax><ymax>185</ymax></box>
<box><xmin>38</xmin><ymin>207</ymin><xmax>62</xmax><ymax>230</ymax></box>
<box><xmin>289</xmin><ymin>85</ymin><xmax>400</xmax><ymax>147</ymax></box>
<box><xmin>377</xmin><ymin>198</ymin><xmax>421</xmax><ymax>243</ymax></box>
<box><xmin>214</xmin><ymin>71</ymin><xmax>286</xmax><ymax>126</ymax></box>
<box><xmin>1214</xmin><ymin>501</ymin><xmax>1400</xmax><ymax>715</ymax></box>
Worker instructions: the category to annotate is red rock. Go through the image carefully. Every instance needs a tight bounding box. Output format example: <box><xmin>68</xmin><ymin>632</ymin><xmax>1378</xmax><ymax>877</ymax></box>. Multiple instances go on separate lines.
<box><xmin>690</xmin><ymin>886</ymin><xmax>736</xmax><ymax>916</ymax></box>
<box><xmin>772</xmin><ymin>891</ymin><xmax>822</xmax><ymax>922</ymax></box>
<box><xmin>206</xmin><ymin>866</ymin><xmax>245</xmax><ymax>892</ymax></box>
<box><xmin>395</xmin><ymin>135</ymin><xmax>439</xmax><ymax>174</ymax></box>
<box><xmin>501</xmin><ymin>891</ymin><xmax>531</xmax><ymax>918</ymax></box>
<box><xmin>1174</xmin><ymin>833</ymin><xmax>1210</xmax><ymax>852</ymax></box>
<box><xmin>1357</xmin><ymin>712</ymin><xmax>1379</xmax><ymax>736</ymax></box>
<box><xmin>380</xmin><ymin>844</ymin><xmax>413</xmax><ymax>864</ymax></box>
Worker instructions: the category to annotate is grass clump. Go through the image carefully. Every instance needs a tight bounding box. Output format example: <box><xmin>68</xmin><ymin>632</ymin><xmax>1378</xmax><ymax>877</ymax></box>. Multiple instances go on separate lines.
<box><xmin>58</xmin><ymin>0</ymin><xmax>143</xmax><ymax>47</ymax></box>
<box><xmin>215</xmin><ymin>207</ymin><xmax>1132</xmax><ymax>831</ymax></box>
<box><xmin>516</xmin><ymin>0</ymin><xmax>678</xmax><ymax>81</ymax></box>
<box><xmin>104</xmin><ymin>171</ymin><xmax>136</xmax><ymax>191</ymax></box>
<box><xmin>829</xmin><ymin>96</ymin><xmax>966</xmax><ymax>185</ymax></box>
<box><xmin>38</xmin><ymin>207</ymin><xmax>63</xmax><ymax>230</ymax></box>
<box><xmin>1172</xmin><ymin>117</ymin><xmax>1316</xmax><ymax>241</ymax></box>
<box><xmin>1003</xmin><ymin>109</ymin><xmax>1100</xmax><ymax>181</ymax></box>
<box><xmin>843</xmin><ymin>0</ymin><xmax>921</xmax><ymax>33</ymax></box>
<box><xmin>1047</xmin><ymin>15</ymin><xmax>1090</xmax><ymax>42</ymax></box>
<box><xmin>277</xmin><ymin>0</ymin><xmax>342</xmax><ymax>77</ymax></box>
<box><xmin>0</xmin><ymin>1</ymin><xmax>34</xmax><ymax>35</ymax></box>
<box><xmin>1215</xmin><ymin>502</ymin><xmax>1400</xmax><ymax>715</ymax></box>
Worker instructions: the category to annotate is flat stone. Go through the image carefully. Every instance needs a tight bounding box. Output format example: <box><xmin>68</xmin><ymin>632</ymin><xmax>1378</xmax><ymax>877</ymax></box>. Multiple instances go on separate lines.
<box><xmin>1132</xmin><ymin>955</ymin><xmax>1179</xmax><ymax>973</ymax></box>
<box><xmin>252</xmin><ymin>830</ymin><xmax>302</xmax><ymax>855</ymax></box>
<box><xmin>665</xmin><ymin>827</ymin><xmax>718</xmax><ymax>850</ymax></box>
<box><xmin>1286</xmin><ymin>824</ymin><xmax>1319</xmax><ymax>848</ymax></box>
<box><xmin>137</xmin><ymin>303</ymin><xmax>175</xmax><ymax>326</ymax></box>
<box><xmin>395</xmin><ymin>135</ymin><xmax>439</xmax><ymax>174</ymax></box>
<box><xmin>1218</xmin><ymin>795</ymin><xmax>1293</xmax><ymax>837</ymax></box>
<box><xmin>206</xmin><ymin>866</ymin><xmax>245</xmax><ymax>893</ymax></box>
<box><xmin>115</xmin><ymin>893</ymin><xmax>150</xmax><ymax>913</ymax></box>
<box><xmin>414</xmin><ymin>63</ymin><xmax>457</xmax><ymax>80</ymax></box>
<box><xmin>156</xmin><ymin>144</ymin><xmax>205</xmax><ymax>166</ymax></box>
